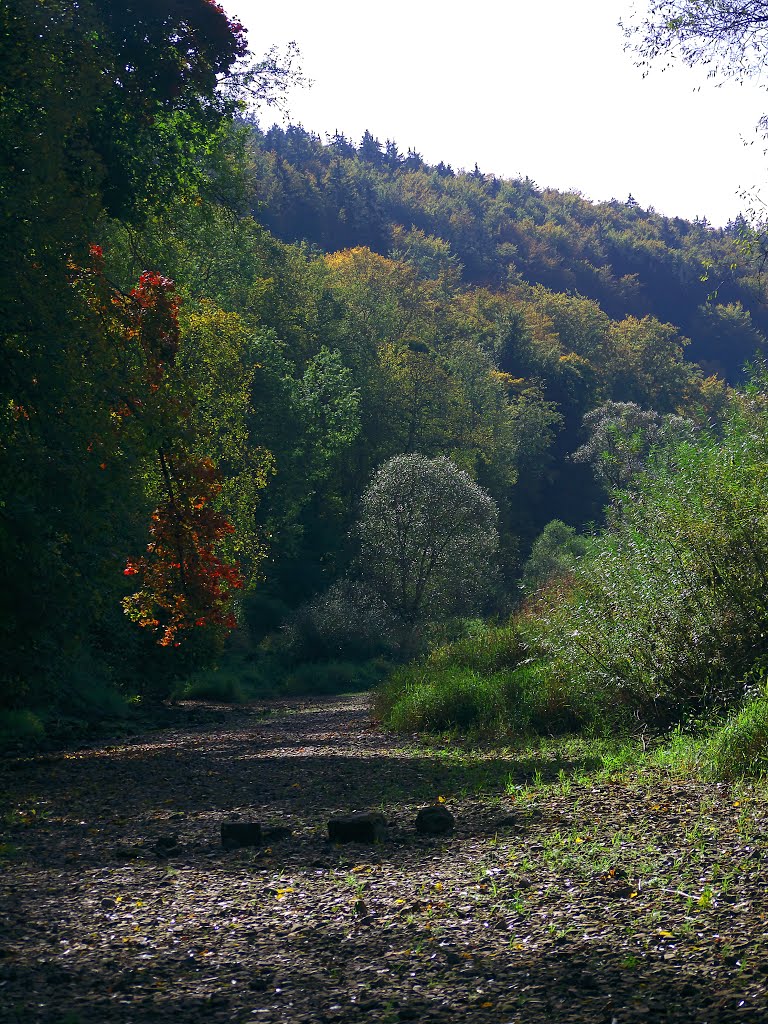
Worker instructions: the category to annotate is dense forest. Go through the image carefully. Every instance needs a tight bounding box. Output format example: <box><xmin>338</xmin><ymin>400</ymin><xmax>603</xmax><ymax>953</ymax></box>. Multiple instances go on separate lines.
<box><xmin>5</xmin><ymin>0</ymin><xmax>768</xmax><ymax>775</ymax></box>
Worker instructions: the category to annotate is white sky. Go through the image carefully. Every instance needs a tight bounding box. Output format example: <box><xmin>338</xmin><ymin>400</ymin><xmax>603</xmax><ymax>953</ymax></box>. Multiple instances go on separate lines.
<box><xmin>232</xmin><ymin>0</ymin><xmax>768</xmax><ymax>227</ymax></box>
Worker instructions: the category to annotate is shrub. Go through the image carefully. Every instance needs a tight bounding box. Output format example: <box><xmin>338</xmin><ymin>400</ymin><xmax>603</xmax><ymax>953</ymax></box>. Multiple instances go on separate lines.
<box><xmin>279</xmin><ymin>580</ymin><xmax>398</xmax><ymax>662</ymax></box>
<box><xmin>378</xmin><ymin>374</ymin><xmax>768</xmax><ymax>740</ymax></box>
<box><xmin>519</xmin><ymin>520</ymin><xmax>589</xmax><ymax>595</ymax></box>
<box><xmin>180</xmin><ymin>669</ymin><xmax>247</xmax><ymax>703</ymax></box>
<box><xmin>0</xmin><ymin>710</ymin><xmax>45</xmax><ymax>751</ymax></box>
<box><xmin>377</xmin><ymin>656</ymin><xmax>586</xmax><ymax>736</ymax></box>
<box><xmin>706</xmin><ymin>697</ymin><xmax>768</xmax><ymax>779</ymax></box>
<box><xmin>427</xmin><ymin>621</ymin><xmax>530</xmax><ymax>674</ymax></box>
<box><xmin>531</xmin><ymin>393</ymin><xmax>768</xmax><ymax>725</ymax></box>
<box><xmin>573</xmin><ymin>401</ymin><xmax>695</xmax><ymax>490</ymax></box>
<box><xmin>283</xmin><ymin>658</ymin><xmax>390</xmax><ymax>697</ymax></box>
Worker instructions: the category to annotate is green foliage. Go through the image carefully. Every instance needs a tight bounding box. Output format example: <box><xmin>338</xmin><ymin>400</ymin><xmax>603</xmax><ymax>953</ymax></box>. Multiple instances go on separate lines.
<box><xmin>381</xmin><ymin>371</ymin><xmax>768</xmax><ymax>739</ymax></box>
<box><xmin>379</xmin><ymin>667</ymin><xmax>515</xmax><ymax>733</ymax></box>
<box><xmin>377</xmin><ymin>658</ymin><xmax>582</xmax><ymax>736</ymax></box>
<box><xmin>520</xmin><ymin>520</ymin><xmax>590</xmax><ymax>595</ymax></box>
<box><xmin>283</xmin><ymin>658</ymin><xmax>390</xmax><ymax>697</ymax></box>
<box><xmin>517</xmin><ymin>376</ymin><xmax>768</xmax><ymax>728</ymax></box>
<box><xmin>376</xmin><ymin>607</ymin><xmax>602</xmax><ymax>736</ymax></box>
<box><xmin>355</xmin><ymin>455</ymin><xmax>500</xmax><ymax>648</ymax></box>
<box><xmin>0</xmin><ymin>710</ymin><xmax>45</xmax><ymax>751</ymax></box>
<box><xmin>7</xmin><ymin>2</ymin><xmax>767</xmax><ymax>742</ymax></box>
<box><xmin>179</xmin><ymin>670</ymin><xmax>247</xmax><ymax>704</ymax></box>
<box><xmin>0</xmin><ymin>0</ymin><xmax>260</xmax><ymax>714</ymax></box>
<box><xmin>247</xmin><ymin>123</ymin><xmax>768</xmax><ymax>378</ymax></box>
<box><xmin>573</xmin><ymin>401</ymin><xmax>697</xmax><ymax>491</ymax></box>
<box><xmin>279</xmin><ymin>581</ymin><xmax>397</xmax><ymax>662</ymax></box>
<box><xmin>706</xmin><ymin>696</ymin><xmax>768</xmax><ymax>779</ymax></box>
<box><xmin>423</xmin><ymin>619</ymin><xmax>526</xmax><ymax>673</ymax></box>
<box><xmin>177</xmin><ymin>651</ymin><xmax>283</xmax><ymax>703</ymax></box>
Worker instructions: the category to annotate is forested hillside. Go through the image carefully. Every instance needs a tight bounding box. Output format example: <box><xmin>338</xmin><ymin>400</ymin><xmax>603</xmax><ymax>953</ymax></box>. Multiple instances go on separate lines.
<box><xmin>246</xmin><ymin>123</ymin><xmax>768</xmax><ymax>381</ymax></box>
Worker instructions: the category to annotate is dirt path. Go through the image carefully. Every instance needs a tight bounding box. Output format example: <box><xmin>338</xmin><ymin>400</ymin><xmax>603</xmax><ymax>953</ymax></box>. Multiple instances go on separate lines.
<box><xmin>2</xmin><ymin>694</ymin><xmax>768</xmax><ymax>1023</ymax></box>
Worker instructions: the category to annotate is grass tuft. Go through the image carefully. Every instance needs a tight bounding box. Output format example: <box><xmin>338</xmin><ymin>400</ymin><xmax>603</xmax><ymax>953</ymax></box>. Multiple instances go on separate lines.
<box><xmin>705</xmin><ymin>697</ymin><xmax>768</xmax><ymax>779</ymax></box>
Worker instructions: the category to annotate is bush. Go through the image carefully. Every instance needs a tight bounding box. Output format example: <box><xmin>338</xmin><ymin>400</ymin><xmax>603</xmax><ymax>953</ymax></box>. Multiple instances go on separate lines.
<box><xmin>0</xmin><ymin>710</ymin><xmax>45</xmax><ymax>751</ymax></box>
<box><xmin>179</xmin><ymin>670</ymin><xmax>247</xmax><ymax>703</ymax></box>
<box><xmin>283</xmin><ymin>658</ymin><xmax>390</xmax><ymax>697</ymax></box>
<box><xmin>378</xmin><ymin>375</ymin><xmax>768</xmax><ymax>740</ymax></box>
<box><xmin>520</xmin><ymin>520</ymin><xmax>589</xmax><ymax>595</ymax></box>
<box><xmin>427</xmin><ymin>621</ymin><xmax>530</xmax><ymax>675</ymax></box>
<box><xmin>279</xmin><ymin>580</ymin><xmax>398</xmax><ymax>662</ymax></box>
<box><xmin>706</xmin><ymin>697</ymin><xmax>768</xmax><ymax>779</ymax></box>
<box><xmin>528</xmin><ymin>392</ymin><xmax>768</xmax><ymax>726</ymax></box>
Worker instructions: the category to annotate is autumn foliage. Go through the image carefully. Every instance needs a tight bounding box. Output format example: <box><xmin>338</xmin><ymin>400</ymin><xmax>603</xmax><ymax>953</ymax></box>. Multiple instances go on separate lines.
<box><xmin>122</xmin><ymin>454</ymin><xmax>243</xmax><ymax>647</ymax></box>
<box><xmin>76</xmin><ymin>247</ymin><xmax>244</xmax><ymax>647</ymax></box>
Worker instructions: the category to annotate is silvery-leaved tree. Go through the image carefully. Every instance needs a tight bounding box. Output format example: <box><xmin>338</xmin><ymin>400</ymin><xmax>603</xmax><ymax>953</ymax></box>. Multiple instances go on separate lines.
<box><xmin>354</xmin><ymin>454</ymin><xmax>499</xmax><ymax>650</ymax></box>
<box><xmin>573</xmin><ymin>401</ymin><xmax>696</xmax><ymax>492</ymax></box>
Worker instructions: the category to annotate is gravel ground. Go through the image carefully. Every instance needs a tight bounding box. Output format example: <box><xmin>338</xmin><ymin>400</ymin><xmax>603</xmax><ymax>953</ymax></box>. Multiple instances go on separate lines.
<box><xmin>2</xmin><ymin>693</ymin><xmax>768</xmax><ymax>1023</ymax></box>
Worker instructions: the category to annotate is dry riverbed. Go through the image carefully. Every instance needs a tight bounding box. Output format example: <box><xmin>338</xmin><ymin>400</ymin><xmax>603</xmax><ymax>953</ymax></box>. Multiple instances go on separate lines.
<box><xmin>2</xmin><ymin>694</ymin><xmax>768</xmax><ymax>1023</ymax></box>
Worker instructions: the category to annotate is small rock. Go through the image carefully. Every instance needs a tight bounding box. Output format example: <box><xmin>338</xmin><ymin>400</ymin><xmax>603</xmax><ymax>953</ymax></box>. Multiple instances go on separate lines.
<box><xmin>262</xmin><ymin>825</ymin><xmax>292</xmax><ymax>843</ymax></box>
<box><xmin>496</xmin><ymin>813</ymin><xmax>519</xmax><ymax>828</ymax></box>
<box><xmin>153</xmin><ymin>834</ymin><xmax>182</xmax><ymax>858</ymax></box>
<box><xmin>415</xmin><ymin>805</ymin><xmax>454</xmax><ymax>835</ymax></box>
<box><xmin>221</xmin><ymin>822</ymin><xmax>263</xmax><ymax>849</ymax></box>
<box><xmin>328</xmin><ymin>812</ymin><xmax>386</xmax><ymax>843</ymax></box>
<box><xmin>397</xmin><ymin>1008</ymin><xmax>420</xmax><ymax>1021</ymax></box>
<box><xmin>112</xmin><ymin>844</ymin><xmax>143</xmax><ymax>860</ymax></box>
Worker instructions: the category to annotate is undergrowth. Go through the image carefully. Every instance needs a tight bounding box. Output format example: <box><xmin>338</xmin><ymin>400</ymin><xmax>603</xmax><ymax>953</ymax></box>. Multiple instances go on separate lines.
<box><xmin>378</xmin><ymin>377</ymin><xmax>768</xmax><ymax>778</ymax></box>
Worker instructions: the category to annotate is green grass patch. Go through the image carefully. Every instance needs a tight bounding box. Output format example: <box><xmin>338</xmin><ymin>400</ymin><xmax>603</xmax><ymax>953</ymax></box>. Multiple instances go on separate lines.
<box><xmin>176</xmin><ymin>654</ymin><xmax>280</xmax><ymax>703</ymax></box>
<box><xmin>705</xmin><ymin>697</ymin><xmax>768</xmax><ymax>779</ymax></box>
<box><xmin>377</xmin><ymin>657</ymin><xmax>585</xmax><ymax>736</ymax></box>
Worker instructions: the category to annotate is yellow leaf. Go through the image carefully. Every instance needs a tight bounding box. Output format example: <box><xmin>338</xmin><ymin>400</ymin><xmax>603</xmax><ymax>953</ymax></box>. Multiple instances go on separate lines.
<box><xmin>574</xmin><ymin>837</ymin><xmax>584</xmax><ymax>844</ymax></box>
<box><xmin>480</xmin><ymin>1002</ymin><xmax>493</xmax><ymax>1008</ymax></box>
<box><xmin>437</xmin><ymin>796</ymin><xmax>446</xmax><ymax>804</ymax></box>
<box><xmin>657</xmin><ymin>930</ymin><xmax>674</xmax><ymax>938</ymax></box>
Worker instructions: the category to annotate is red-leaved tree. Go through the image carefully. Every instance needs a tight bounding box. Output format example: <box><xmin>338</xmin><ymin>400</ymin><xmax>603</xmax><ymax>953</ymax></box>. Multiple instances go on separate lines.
<box><xmin>75</xmin><ymin>247</ymin><xmax>246</xmax><ymax>647</ymax></box>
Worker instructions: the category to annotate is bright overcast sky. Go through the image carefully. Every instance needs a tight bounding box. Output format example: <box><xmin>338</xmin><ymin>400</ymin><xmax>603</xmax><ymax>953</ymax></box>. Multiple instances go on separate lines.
<box><xmin>233</xmin><ymin>0</ymin><xmax>768</xmax><ymax>227</ymax></box>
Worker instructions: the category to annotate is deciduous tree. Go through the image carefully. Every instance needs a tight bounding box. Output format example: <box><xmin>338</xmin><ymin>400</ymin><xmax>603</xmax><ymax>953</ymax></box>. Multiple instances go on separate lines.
<box><xmin>354</xmin><ymin>455</ymin><xmax>499</xmax><ymax>648</ymax></box>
